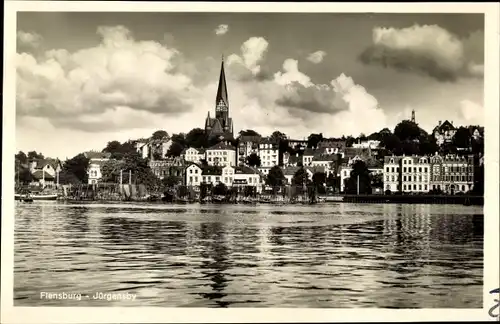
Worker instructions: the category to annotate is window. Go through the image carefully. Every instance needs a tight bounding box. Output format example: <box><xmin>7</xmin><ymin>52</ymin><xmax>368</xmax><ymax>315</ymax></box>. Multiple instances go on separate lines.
<box><xmin>190</xmin><ymin>169</ymin><xmax>193</xmax><ymax>174</ymax></box>
<box><xmin>391</xmin><ymin>175</ymin><xmax>394</xmax><ymax>181</ymax></box>
<box><xmin>418</xmin><ymin>175</ymin><xmax>422</xmax><ymax>182</ymax></box>
<box><xmin>419</xmin><ymin>184</ymin><xmax>422</xmax><ymax>190</ymax></box>
<box><xmin>414</xmin><ymin>167</ymin><xmax>417</xmax><ymax>173</ymax></box>
<box><xmin>225</xmin><ymin>177</ymin><xmax>228</xmax><ymax>183</ymax></box>
<box><xmin>413</xmin><ymin>184</ymin><xmax>417</xmax><ymax>190</ymax></box>
<box><xmin>462</xmin><ymin>185</ymin><xmax>466</xmax><ymax>191</ymax></box>
<box><xmin>403</xmin><ymin>184</ymin><xmax>406</xmax><ymax>190</ymax></box>
<box><xmin>189</xmin><ymin>176</ymin><xmax>193</xmax><ymax>183</ymax></box>
<box><xmin>386</xmin><ymin>176</ymin><xmax>389</xmax><ymax>181</ymax></box>
<box><xmin>403</xmin><ymin>160</ymin><xmax>406</xmax><ymax>164</ymax></box>
<box><xmin>216</xmin><ymin>176</ymin><xmax>220</xmax><ymax>181</ymax></box>
<box><xmin>195</xmin><ymin>176</ymin><xmax>198</xmax><ymax>182</ymax></box>
<box><xmin>424</xmin><ymin>185</ymin><xmax>428</xmax><ymax>191</ymax></box>
<box><xmin>403</xmin><ymin>167</ymin><xmax>406</xmax><ymax>173</ymax></box>
<box><xmin>403</xmin><ymin>176</ymin><xmax>407</xmax><ymax>181</ymax></box>
<box><xmin>408</xmin><ymin>176</ymin><xmax>412</xmax><ymax>182</ymax></box>
<box><xmin>419</xmin><ymin>167</ymin><xmax>422</xmax><ymax>172</ymax></box>
<box><xmin>391</xmin><ymin>167</ymin><xmax>395</xmax><ymax>173</ymax></box>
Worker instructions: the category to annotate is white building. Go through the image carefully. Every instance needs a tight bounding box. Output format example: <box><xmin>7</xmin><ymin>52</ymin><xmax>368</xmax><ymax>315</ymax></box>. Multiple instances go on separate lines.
<box><xmin>317</xmin><ymin>140</ymin><xmax>346</xmax><ymax>155</ymax></box>
<box><xmin>201</xmin><ymin>166</ymin><xmax>223</xmax><ymax>185</ymax></box>
<box><xmin>136</xmin><ymin>136</ymin><xmax>173</xmax><ymax>159</ymax></box>
<box><xmin>185</xmin><ymin>163</ymin><xmax>203</xmax><ymax>187</ymax></box>
<box><xmin>258</xmin><ymin>138</ymin><xmax>279</xmax><ymax>169</ymax></box>
<box><xmin>84</xmin><ymin>151</ymin><xmax>111</xmax><ymax>184</ymax></box>
<box><xmin>237</xmin><ymin>135</ymin><xmax>261</xmax><ymax>165</ymax></box>
<box><xmin>302</xmin><ymin>148</ymin><xmax>315</xmax><ymax>166</ymax></box>
<box><xmin>182</xmin><ymin>147</ymin><xmax>205</xmax><ymax>163</ymax></box>
<box><xmin>206</xmin><ymin>142</ymin><xmax>236</xmax><ymax>167</ymax></box>
<box><xmin>401</xmin><ymin>156</ymin><xmax>430</xmax><ymax>193</ymax></box>
<box><xmin>352</xmin><ymin>140</ymin><xmax>381</xmax><ymax>149</ymax></box>
<box><xmin>383</xmin><ymin>156</ymin><xmax>402</xmax><ymax>193</ymax></box>
<box><xmin>310</xmin><ymin>154</ymin><xmax>337</xmax><ymax>176</ymax></box>
<box><xmin>232</xmin><ymin>166</ymin><xmax>262</xmax><ymax>192</ymax></box>
<box><xmin>432</xmin><ymin>120</ymin><xmax>456</xmax><ymax>146</ymax></box>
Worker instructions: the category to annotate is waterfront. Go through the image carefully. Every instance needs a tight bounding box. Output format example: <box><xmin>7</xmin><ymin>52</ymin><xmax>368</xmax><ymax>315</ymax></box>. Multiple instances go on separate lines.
<box><xmin>14</xmin><ymin>202</ymin><xmax>483</xmax><ymax>308</ymax></box>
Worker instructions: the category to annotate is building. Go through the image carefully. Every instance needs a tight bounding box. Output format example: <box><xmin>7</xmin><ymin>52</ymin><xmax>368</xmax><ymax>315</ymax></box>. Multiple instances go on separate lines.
<box><xmin>400</xmin><ymin>156</ymin><xmax>431</xmax><ymax>193</ymax></box>
<box><xmin>344</xmin><ymin>147</ymin><xmax>372</xmax><ymax>165</ymax></box>
<box><xmin>258</xmin><ymin>137</ymin><xmax>279</xmax><ymax>171</ymax></box>
<box><xmin>206</xmin><ymin>142</ymin><xmax>236</xmax><ymax>167</ymax></box>
<box><xmin>185</xmin><ymin>163</ymin><xmax>203</xmax><ymax>187</ymax></box>
<box><xmin>136</xmin><ymin>136</ymin><xmax>173</xmax><ymax>160</ymax></box>
<box><xmin>283</xmin><ymin>166</ymin><xmax>302</xmax><ymax>185</ymax></box>
<box><xmin>232</xmin><ymin>166</ymin><xmax>262</xmax><ymax>192</ymax></box>
<box><xmin>28</xmin><ymin>158</ymin><xmax>62</xmax><ymax>182</ymax></box>
<box><xmin>182</xmin><ymin>147</ymin><xmax>205</xmax><ymax>163</ymax></box>
<box><xmin>238</xmin><ymin>135</ymin><xmax>261</xmax><ymax>165</ymax></box>
<box><xmin>352</xmin><ymin>140</ymin><xmax>381</xmax><ymax>149</ymax></box>
<box><xmin>84</xmin><ymin>152</ymin><xmax>111</xmax><ymax>184</ymax></box>
<box><xmin>201</xmin><ymin>166</ymin><xmax>223</xmax><ymax>185</ymax></box>
<box><xmin>432</xmin><ymin>120</ymin><xmax>456</xmax><ymax>146</ymax></box>
<box><xmin>205</xmin><ymin>57</ymin><xmax>234</xmax><ymax>139</ymax></box>
<box><xmin>149</xmin><ymin>157</ymin><xmax>185</xmax><ymax>181</ymax></box>
<box><xmin>310</xmin><ymin>154</ymin><xmax>337</xmax><ymax>176</ymax></box>
<box><xmin>317</xmin><ymin>139</ymin><xmax>346</xmax><ymax>156</ymax></box>
<box><xmin>302</xmin><ymin>148</ymin><xmax>315</xmax><ymax>166</ymax></box>
<box><xmin>383</xmin><ymin>156</ymin><xmax>402</xmax><ymax>193</ymax></box>
<box><xmin>287</xmin><ymin>139</ymin><xmax>308</xmax><ymax>151</ymax></box>
<box><xmin>340</xmin><ymin>160</ymin><xmax>383</xmax><ymax>193</ymax></box>
<box><xmin>429</xmin><ymin>154</ymin><xmax>474</xmax><ymax>194</ymax></box>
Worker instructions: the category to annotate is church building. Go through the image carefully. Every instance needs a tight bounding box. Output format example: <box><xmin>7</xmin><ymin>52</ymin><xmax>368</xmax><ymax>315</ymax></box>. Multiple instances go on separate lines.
<box><xmin>205</xmin><ymin>57</ymin><xmax>234</xmax><ymax>140</ymax></box>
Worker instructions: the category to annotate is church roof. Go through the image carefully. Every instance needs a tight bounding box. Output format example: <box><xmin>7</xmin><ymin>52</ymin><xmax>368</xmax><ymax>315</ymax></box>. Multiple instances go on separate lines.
<box><xmin>216</xmin><ymin>59</ymin><xmax>229</xmax><ymax>107</ymax></box>
<box><xmin>433</xmin><ymin>120</ymin><xmax>456</xmax><ymax>133</ymax></box>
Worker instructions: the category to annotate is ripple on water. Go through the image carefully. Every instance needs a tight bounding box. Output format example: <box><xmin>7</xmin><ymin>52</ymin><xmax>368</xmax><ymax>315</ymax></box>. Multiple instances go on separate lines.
<box><xmin>14</xmin><ymin>202</ymin><xmax>484</xmax><ymax>308</ymax></box>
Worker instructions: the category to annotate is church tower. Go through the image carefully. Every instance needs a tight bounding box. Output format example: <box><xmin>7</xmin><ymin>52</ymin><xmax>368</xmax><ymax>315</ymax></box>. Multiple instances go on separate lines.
<box><xmin>205</xmin><ymin>56</ymin><xmax>234</xmax><ymax>139</ymax></box>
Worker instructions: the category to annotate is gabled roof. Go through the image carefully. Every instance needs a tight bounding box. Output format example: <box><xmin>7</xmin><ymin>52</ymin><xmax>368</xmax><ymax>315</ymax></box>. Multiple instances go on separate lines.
<box><xmin>383</xmin><ymin>156</ymin><xmax>403</xmax><ymax>164</ymax></box>
<box><xmin>433</xmin><ymin>120</ymin><xmax>456</xmax><ymax>133</ymax></box>
<box><xmin>239</xmin><ymin>135</ymin><xmax>262</xmax><ymax>143</ymax></box>
<box><xmin>318</xmin><ymin>140</ymin><xmax>346</xmax><ymax>149</ymax></box>
<box><xmin>185</xmin><ymin>162</ymin><xmax>202</xmax><ymax>169</ymax></box>
<box><xmin>31</xmin><ymin>170</ymin><xmax>55</xmax><ymax>181</ymax></box>
<box><xmin>344</xmin><ymin>147</ymin><xmax>371</xmax><ymax>159</ymax></box>
<box><xmin>208</xmin><ymin>142</ymin><xmax>235</xmax><ymax>150</ymax></box>
<box><xmin>35</xmin><ymin>158</ymin><xmax>61</xmax><ymax>170</ymax></box>
<box><xmin>202</xmin><ymin>166</ymin><xmax>223</xmax><ymax>176</ymax></box>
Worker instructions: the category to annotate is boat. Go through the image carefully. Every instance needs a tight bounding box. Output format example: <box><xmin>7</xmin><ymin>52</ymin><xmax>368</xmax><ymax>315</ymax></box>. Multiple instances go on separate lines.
<box><xmin>212</xmin><ymin>195</ymin><xmax>226</xmax><ymax>203</ymax></box>
<box><xmin>15</xmin><ymin>193</ymin><xmax>58</xmax><ymax>201</ymax></box>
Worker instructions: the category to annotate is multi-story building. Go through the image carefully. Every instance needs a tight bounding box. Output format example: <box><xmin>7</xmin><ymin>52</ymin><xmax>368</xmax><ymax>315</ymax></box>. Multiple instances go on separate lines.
<box><xmin>401</xmin><ymin>156</ymin><xmax>430</xmax><ymax>193</ymax></box>
<box><xmin>432</xmin><ymin>120</ymin><xmax>456</xmax><ymax>146</ymax></box>
<box><xmin>136</xmin><ymin>136</ymin><xmax>173</xmax><ymax>160</ymax></box>
<box><xmin>352</xmin><ymin>140</ymin><xmax>381</xmax><ymax>149</ymax></box>
<box><xmin>317</xmin><ymin>139</ymin><xmax>346</xmax><ymax>155</ymax></box>
<box><xmin>258</xmin><ymin>138</ymin><xmax>279</xmax><ymax>174</ymax></box>
<box><xmin>149</xmin><ymin>157</ymin><xmax>185</xmax><ymax>181</ymax></box>
<box><xmin>310</xmin><ymin>154</ymin><xmax>337</xmax><ymax>177</ymax></box>
<box><xmin>302</xmin><ymin>148</ymin><xmax>315</xmax><ymax>166</ymax></box>
<box><xmin>429</xmin><ymin>154</ymin><xmax>474</xmax><ymax>194</ymax></box>
<box><xmin>84</xmin><ymin>151</ymin><xmax>111</xmax><ymax>184</ymax></box>
<box><xmin>201</xmin><ymin>166</ymin><xmax>223</xmax><ymax>185</ymax></box>
<box><xmin>238</xmin><ymin>135</ymin><xmax>261</xmax><ymax>165</ymax></box>
<box><xmin>206</xmin><ymin>142</ymin><xmax>236</xmax><ymax>167</ymax></box>
<box><xmin>232</xmin><ymin>166</ymin><xmax>262</xmax><ymax>192</ymax></box>
<box><xmin>287</xmin><ymin>139</ymin><xmax>308</xmax><ymax>151</ymax></box>
<box><xmin>185</xmin><ymin>163</ymin><xmax>203</xmax><ymax>187</ymax></box>
<box><xmin>182</xmin><ymin>147</ymin><xmax>205</xmax><ymax>163</ymax></box>
<box><xmin>383</xmin><ymin>156</ymin><xmax>402</xmax><ymax>192</ymax></box>
<box><xmin>340</xmin><ymin>160</ymin><xmax>384</xmax><ymax>192</ymax></box>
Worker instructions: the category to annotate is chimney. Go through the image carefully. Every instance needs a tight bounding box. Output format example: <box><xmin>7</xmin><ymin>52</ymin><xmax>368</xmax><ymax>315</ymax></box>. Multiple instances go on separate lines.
<box><xmin>438</xmin><ymin>121</ymin><xmax>442</xmax><ymax>126</ymax></box>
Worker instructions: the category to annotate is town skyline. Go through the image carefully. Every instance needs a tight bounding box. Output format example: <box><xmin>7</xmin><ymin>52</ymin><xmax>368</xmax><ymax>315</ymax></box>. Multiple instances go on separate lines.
<box><xmin>16</xmin><ymin>12</ymin><xmax>484</xmax><ymax>160</ymax></box>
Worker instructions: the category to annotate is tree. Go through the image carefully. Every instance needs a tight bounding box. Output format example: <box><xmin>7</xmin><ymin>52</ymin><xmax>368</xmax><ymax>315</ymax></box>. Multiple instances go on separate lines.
<box><xmin>121</xmin><ymin>152</ymin><xmax>160</xmax><ymax>189</ymax></box>
<box><xmin>63</xmin><ymin>153</ymin><xmax>90</xmax><ymax>184</ymax></box>
<box><xmin>15</xmin><ymin>151</ymin><xmax>28</xmax><ymax>165</ymax></box>
<box><xmin>312</xmin><ymin>172</ymin><xmax>327</xmax><ymax>194</ymax></box>
<box><xmin>185</xmin><ymin>128</ymin><xmax>208</xmax><ymax>148</ymax></box>
<box><xmin>239</xmin><ymin>129</ymin><xmax>261</xmax><ymax>137</ymax></box>
<box><xmin>152</xmin><ymin>130</ymin><xmax>169</xmax><ymax>140</ymax></box>
<box><xmin>162</xmin><ymin>175</ymin><xmax>182</xmax><ymax>188</ymax></box>
<box><xmin>358</xmin><ymin>133</ymin><xmax>367</xmax><ymax>141</ymax></box>
<box><xmin>270</xmin><ymin>131</ymin><xmax>287</xmax><ymax>143</ymax></box>
<box><xmin>345</xmin><ymin>136</ymin><xmax>356</xmax><ymax>147</ymax></box>
<box><xmin>307</xmin><ymin>133</ymin><xmax>324</xmax><ymax>149</ymax></box>
<box><xmin>266</xmin><ymin>166</ymin><xmax>285</xmax><ymax>187</ymax></box>
<box><xmin>171</xmin><ymin>133</ymin><xmax>187</xmax><ymax>147</ymax></box>
<box><xmin>371</xmin><ymin>173</ymin><xmax>384</xmax><ymax>188</ymax></box>
<box><xmin>100</xmin><ymin>159</ymin><xmax>125</xmax><ymax>183</ymax></box>
<box><xmin>345</xmin><ymin>160</ymin><xmax>372</xmax><ymax>195</ymax></box>
<box><xmin>103</xmin><ymin>140</ymin><xmax>137</xmax><ymax>160</ymax></box>
<box><xmin>58</xmin><ymin>169</ymin><xmax>82</xmax><ymax>185</ymax></box>
<box><xmin>27</xmin><ymin>151</ymin><xmax>44</xmax><ymax>160</ymax></box>
<box><xmin>16</xmin><ymin>167</ymin><xmax>33</xmax><ymax>184</ymax></box>
<box><xmin>200</xmin><ymin>159</ymin><xmax>209</xmax><ymax>167</ymax></box>
<box><xmin>381</xmin><ymin>134</ymin><xmax>403</xmax><ymax>155</ymax></box>
<box><xmin>419</xmin><ymin>135</ymin><xmax>439</xmax><ymax>156</ymax></box>
<box><xmin>166</xmin><ymin>142</ymin><xmax>184</xmax><ymax>157</ymax></box>
<box><xmin>452</xmin><ymin>126</ymin><xmax>471</xmax><ymax>149</ymax></box>
<box><xmin>326</xmin><ymin>173</ymin><xmax>339</xmax><ymax>192</ymax></box>
<box><xmin>292</xmin><ymin>167</ymin><xmax>310</xmax><ymax>186</ymax></box>
<box><xmin>394</xmin><ymin>120</ymin><xmax>421</xmax><ymax>141</ymax></box>
<box><xmin>246</xmin><ymin>153</ymin><xmax>261</xmax><ymax>167</ymax></box>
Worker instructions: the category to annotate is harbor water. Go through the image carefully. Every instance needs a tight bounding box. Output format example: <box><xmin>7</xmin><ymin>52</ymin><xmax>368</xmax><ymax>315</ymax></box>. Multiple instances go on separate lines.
<box><xmin>14</xmin><ymin>202</ymin><xmax>483</xmax><ymax>308</ymax></box>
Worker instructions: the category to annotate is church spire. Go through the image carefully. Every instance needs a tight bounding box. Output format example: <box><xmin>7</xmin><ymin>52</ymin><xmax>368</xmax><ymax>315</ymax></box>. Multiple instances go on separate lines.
<box><xmin>216</xmin><ymin>57</ymin><xmax>229</xmax><ymax>107</ymax></box>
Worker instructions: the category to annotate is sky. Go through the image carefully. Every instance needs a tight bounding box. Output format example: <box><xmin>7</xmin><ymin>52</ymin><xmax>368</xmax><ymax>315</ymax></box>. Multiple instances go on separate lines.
<box><xmin>15</xmin><ymin>12</ymin><xmax>485</xmax><ymax>160</ymax></box>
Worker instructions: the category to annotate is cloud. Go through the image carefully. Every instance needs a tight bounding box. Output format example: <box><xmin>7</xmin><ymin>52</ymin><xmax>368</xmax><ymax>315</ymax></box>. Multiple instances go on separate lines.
<box><xmin>359</xmin><ymin>24</ymin><xmax>484</xmax><ymax>82</ymax></box>
<box><xmin>16</xmin><ymin>25</ymin><xmax>198</xmax><ymax>132</ymax></box>
<box><xmin>307</xmin><ymin>50</ymin><xmax>327</xmax><ymax>64</ymax></box>
<box><xmin>460</xmin><ymin>100</ymin><xmax>483</xmax><ymax>125</ymax></box>
<box><xmin>227</xmin><ymin>36</ymin><xmax>269</xmax><ymax>80</ymax></box>
<box><xmin>214</xmin><ymin>24</ymin><xmax>229</xmax><ymax>35</ymax></box>
<box><xmin>274</xmin><ymin>59</ymin><xmax>312</xmax><ymax>87</ymax></box>
<box><xmin>17</xmin><ymin>31</ymin><xmax>43</xmax><ymax>50</ymax></box>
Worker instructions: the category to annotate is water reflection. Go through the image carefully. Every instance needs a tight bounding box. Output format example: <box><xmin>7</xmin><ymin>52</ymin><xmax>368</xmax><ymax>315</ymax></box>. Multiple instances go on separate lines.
<box><xmin>14</xmin><ymin>202</ymin><xmax>483</xmax><ymax>308</ymax></box>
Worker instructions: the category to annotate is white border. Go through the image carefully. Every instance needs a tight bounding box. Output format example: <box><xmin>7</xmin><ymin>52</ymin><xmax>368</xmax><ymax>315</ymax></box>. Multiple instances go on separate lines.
<box><xmin>2</xmin><ymin>2</ymin><xmax>499</xmax><ymax>323</ymax></box>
